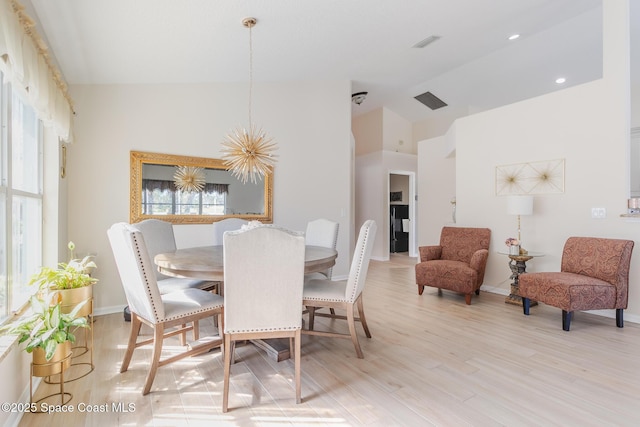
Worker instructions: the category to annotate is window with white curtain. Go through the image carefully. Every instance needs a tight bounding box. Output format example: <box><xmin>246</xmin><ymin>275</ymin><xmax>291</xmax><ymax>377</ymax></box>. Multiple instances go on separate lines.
<box><xmin>142</xmin><ymin>179</ymin><xmax>228</xmax><ymax>215</ymax></box>
<box><xmin>0</xmin><ymin>71</ymin><xmax>43</xmax><ymax>322</ymax></box>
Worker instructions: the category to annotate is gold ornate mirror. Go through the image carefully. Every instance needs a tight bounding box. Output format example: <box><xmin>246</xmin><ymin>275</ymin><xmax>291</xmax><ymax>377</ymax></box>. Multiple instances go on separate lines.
<box><xmin>130</xmin><ymin>151</ymin><xmax>273</xmax><ymax>224</ymax></box>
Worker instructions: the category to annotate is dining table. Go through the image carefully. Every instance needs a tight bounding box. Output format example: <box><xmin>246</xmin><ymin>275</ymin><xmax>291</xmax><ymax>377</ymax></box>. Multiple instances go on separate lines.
<box><xmin>154</xmin><ymin>244</ymin><xmax>338</xmax><ymax>361</ymax></box>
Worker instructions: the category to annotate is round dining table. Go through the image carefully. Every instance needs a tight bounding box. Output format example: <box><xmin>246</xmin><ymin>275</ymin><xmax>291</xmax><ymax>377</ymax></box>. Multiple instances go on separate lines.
<box><xmin>154</xmin><ymin>244</ymin><xmax>338</xmax><ymax>283</ymax></box>
<box><xmin>154</xmin><ymin>244</ymin><xmax>338</xmax><ymax>362</ymax></box>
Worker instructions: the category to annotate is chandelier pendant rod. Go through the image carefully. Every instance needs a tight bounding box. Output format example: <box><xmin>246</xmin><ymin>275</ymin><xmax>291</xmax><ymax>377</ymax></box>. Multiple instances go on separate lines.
<box><xmin>244</xmin><ymin>17</ymin><xmax>256</xmax><ymax>131</ymax></box>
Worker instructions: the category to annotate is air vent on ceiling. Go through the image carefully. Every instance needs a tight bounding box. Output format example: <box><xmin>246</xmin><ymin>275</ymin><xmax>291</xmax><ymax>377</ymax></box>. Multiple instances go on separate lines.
<box><xmin>412</xmin><ymin>35</ymin><xmax>441</xmax><ymax>49</ymax></box>
<box><xmin>414</xmin><ymin>91</ymin><xmax>448</xmax><ymax>110</ymax></box>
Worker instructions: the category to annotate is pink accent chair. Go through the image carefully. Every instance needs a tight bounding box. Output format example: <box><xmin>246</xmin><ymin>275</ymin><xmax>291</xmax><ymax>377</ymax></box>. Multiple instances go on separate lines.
<box><xmin>415</xmin><ymin>227</ymin><xmax>491</xmax><ymax>305</ymax></box>
<box><xmin>519</xmin><ymin>237</ymin><xmax>634</xmax><ymax>331</ymax></box>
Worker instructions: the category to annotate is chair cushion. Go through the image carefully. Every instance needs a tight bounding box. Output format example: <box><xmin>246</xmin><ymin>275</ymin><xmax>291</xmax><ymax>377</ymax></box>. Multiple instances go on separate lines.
<box><xmin>303</xmin><ymin>278</ymin><xmax>348</xmax><ymax>302</ymax></box>
<box><xmin>161</xmin><ymin>288</ymin><xmax>224</xmax><ymax>322</ymax></box>
<box><xmin>519</xmin><ymin>272</ymin><xmax>617</xmax><ymax>312</ymax></box>
<box><xmin>415</xmin><ymin>260</ymin><xmax>478</xmax><ymax>293</ymax></box>
<box><xmin>440</xmin><ymin>226</ymin><xmax>491</xmax><ymax>263</ymax></box>
<box><xmin>157</xmin><ymin>277</ymin><xmax>214</xmax><ymax>294</ymax></box>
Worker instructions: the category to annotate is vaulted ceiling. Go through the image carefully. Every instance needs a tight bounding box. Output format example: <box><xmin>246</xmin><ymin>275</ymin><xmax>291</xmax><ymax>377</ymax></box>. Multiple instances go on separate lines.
<box><xmin>26</xmin><ymin>0</ymin><xmax>635</xmax><ymax>123</ymax></box>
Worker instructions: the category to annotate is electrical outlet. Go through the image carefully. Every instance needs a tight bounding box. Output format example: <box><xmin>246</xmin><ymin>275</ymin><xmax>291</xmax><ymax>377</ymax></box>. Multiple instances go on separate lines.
<box><xmin>591</xmin><ymin>207</ymin><xmax>606</xmax><ymax>219</ymax></box>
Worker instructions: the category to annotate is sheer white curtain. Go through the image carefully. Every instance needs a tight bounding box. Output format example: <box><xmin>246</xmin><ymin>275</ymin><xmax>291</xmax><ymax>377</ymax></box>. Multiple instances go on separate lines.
<box><xmin>0</xmin><ymin>0</ymin><xmax>74</xmax><ymax>142</ymax></box>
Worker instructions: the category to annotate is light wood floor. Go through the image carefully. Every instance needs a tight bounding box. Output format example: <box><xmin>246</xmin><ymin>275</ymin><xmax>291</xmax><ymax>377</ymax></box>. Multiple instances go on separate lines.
<box><xmin>18</xmin><ymin>254</ymin><xmax>640</xmax><ymax>426</ymax></box>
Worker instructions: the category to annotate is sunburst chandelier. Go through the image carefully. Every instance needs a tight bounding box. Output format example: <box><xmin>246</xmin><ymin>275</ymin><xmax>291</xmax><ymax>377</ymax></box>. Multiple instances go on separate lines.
<box><xmin>221</xmin><ymin>17</ymin><xmax>277</xmax><ymax>185</ymax></box>
<box><xmin>173</xmin><ymin>166</ymin><xmax>205</xmax><ymax>192</ymax></box>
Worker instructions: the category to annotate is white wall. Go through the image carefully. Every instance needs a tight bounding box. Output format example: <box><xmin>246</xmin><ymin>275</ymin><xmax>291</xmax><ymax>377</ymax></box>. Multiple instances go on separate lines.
<box><xmin>413</xmin><ymin>106</ymin><xmax>470</xmax><ymax>143</ymax></box>
<box><xmin>353</xmin><ymin>108</ymin><xmax>383</xmax><ymax>156</ymax></box>
<box><xmin>383</xmin><ymin>108</ymin><xmax>414</xmax><ymax>154</ymax></box>
<box><xmin>416</xmin><ymin>134</ymin><xmax>457</xmax><ymax>248</ymax></box>
<box><xmin>66</xmin><ymin>80</ymin><xmax>353</xmax><ymax>314</ymax></box>
<box><xmin>355</xmin><ymin>151</ymin><xmax>384</xmax><ymax>259</ymax></box>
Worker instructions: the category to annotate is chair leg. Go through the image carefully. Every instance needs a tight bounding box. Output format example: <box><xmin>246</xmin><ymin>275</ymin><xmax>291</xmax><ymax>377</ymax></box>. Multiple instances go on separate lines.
<box><xmin>475</xmin><ymin>289</ymin><xmax>480</xmax><ymax>296</ymax></box>
<box><xmin>121</xmin><ymin>314</ymin><xmax>142</xmax><ymax>373</ymax></box>
<box><xmin>418</xmin><ymin>285</ymin><xmax>425</xmax><ymax>295</ymax></box>
<box><xmin>329</xmin><ymin>308</ymin><xmax>336</xmax><ymax>316</ymax></box>
<box><xmin>562</xmin><ymin>310</ymin><xmax>571</xmax><ymax>331</ymax></box>
<box><xmin>464</xmin><ymin>294</ymin><xmax>472</xmax><ymax>305</ymax></box>
<box><xmin>294</xmin><ymin>329</ymin><xmax>302</xmax><ymax>404</ymax></box>
<box><xmin>347</xmin><ymin>303</ymin><xmax>364</xmax><ymax>359</ymax></box>
<box><xmin>356</xmin><ymin>296</ymin><xmax>372</xmax><ymax>338</ymax></box>
<box><xmin>193</xmin><ymin>320</ymin><xmax>199</xmax><ymax>341</ymax></box>
<box><xmin>217</xmin><ymin>312</ymin><xmax>225</xmax><ymax>358</ymax></box>
<box><xmin>616</xmin><ymin>309</ymin><xmax>624</xmax><ymax>328</ymax></box>
<box><xmin>222</xmin><ymin>334</ymin><xmax>232</xmax><ymax>413</ymax></box>
<box><xmin>307</xmin><ymin>306</ymin><xmax>316</xmax><ymax>330</ymax></box>
<box><xmin>179</xmin><ymin>323</ymin><xmax>187</xmax><ymax>346</ymax></box>
<box><xmin>522</xmin><ymin>298</ymin><xmax>530</xmax><ymax>315</ymax></box>
<box><xmin>143</xmin><ymin>323</ymin><xmax>164</xmax><ymax>395</ymax></box>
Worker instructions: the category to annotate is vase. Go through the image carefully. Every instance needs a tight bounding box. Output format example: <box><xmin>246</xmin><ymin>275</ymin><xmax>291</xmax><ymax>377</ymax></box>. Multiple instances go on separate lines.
<box><xmin>53</xmin><ymin>284</ymin><xmax>93</xmax><ymax>317</ymax></box>
<box><xmin>509</xmin><ymin>245</ymin><xmax>520</xmax><ymax>255</ymax></box>
<box><xmin>32</xmin><ymin>341</ymin><xmax>72</xmax><ymax>377</ymax></box>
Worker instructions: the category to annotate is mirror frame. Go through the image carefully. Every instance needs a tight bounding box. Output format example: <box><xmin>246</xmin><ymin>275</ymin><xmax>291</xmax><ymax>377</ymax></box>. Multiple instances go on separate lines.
<box><xmin>130</xmin><ymin>150</ymin><xmax>273</xmax><ymax>224</ymax></box>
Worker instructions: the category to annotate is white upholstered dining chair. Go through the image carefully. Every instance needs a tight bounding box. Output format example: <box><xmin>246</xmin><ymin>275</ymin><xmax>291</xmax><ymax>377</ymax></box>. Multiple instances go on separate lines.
<box><xmin>212</xmin><ymin>218</ymin><xmax>249</xmax><ymax>245</ymax></box>
<box><xmin>303</xmin><ymin>220</ymin><xmax>377</xmax><ymax>359</ymax></box>
<box><xmin>132</xmin><ymin>219</ymin><xmax>218</xmax><ymax>337</ymax></box>
<box><xmin>222</xmin><ymin>225</ymin><xmax>305</xmax><ymax>412</ymax></box>
<box><xmin>107</xmin><ymin>222</ymin><xmax>224</xmax><ymax>395</ymax></box>
<box><xmin>132</xmin><ymin>219</ymin><xmax>217</xmax><ymax>294</ymax></box>
<box><xmin>305</xmin><ymin>218</ymin><xmax>339</xmax><ymax>280</ymax></box>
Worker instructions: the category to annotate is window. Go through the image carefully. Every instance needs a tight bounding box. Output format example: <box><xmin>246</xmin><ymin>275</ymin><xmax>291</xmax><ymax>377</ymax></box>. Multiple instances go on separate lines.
<box><xmin>142</xmin><ymin>179</ymin><xmax>227</xmax><ymax>215</ymax></box>
<box><xmin>0</xmin><ymin>73</ymin><xmax>43</xmax><ymax>322</ymax></box>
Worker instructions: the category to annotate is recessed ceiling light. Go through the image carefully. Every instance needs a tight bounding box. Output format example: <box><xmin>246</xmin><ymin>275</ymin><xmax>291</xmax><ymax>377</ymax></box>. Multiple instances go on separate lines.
<box><xmin>555</xmin><ymin>77</ymin><xmax>567</xmax><ymax>84</ymax></box>
<box><xmin>508</xmin><ymin>34</ymin><xmax>520</xmax><ymax>40</ymax></box>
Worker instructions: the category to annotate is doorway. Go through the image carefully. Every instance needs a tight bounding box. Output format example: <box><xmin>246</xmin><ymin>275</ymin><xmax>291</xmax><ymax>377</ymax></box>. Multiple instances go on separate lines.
<box><xmin>388</xmin><ymin>171</ymin><xmax>417</xmax><ymax>258</ymax></box>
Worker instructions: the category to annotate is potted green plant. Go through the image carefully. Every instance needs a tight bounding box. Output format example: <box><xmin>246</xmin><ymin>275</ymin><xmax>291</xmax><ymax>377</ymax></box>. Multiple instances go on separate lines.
<box><xmin>1</xmin><ymin>295</ymin><xmax>89</xmax><ymax>376</ymax></box>
<box><xmin>29</xmin><ymin>242</ymin><xmax>98</xmax><ymax>316</ymax></box>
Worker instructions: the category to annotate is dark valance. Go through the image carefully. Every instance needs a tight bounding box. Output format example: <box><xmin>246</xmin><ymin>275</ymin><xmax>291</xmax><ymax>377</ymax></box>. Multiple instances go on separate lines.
<box><xmin>142</xmin><ymin>179</ymin><xmax>228</xmax><ymax>195</ymax></box>
<box><xmin>203</xmin><ymin>183</ymin><xmax>229</xmax><ymax>194</ymax></box>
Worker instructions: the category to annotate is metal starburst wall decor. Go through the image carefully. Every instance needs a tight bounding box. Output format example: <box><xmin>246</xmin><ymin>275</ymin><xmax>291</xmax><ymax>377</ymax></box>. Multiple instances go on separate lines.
<box><xmin>221</xmin><ymin>17</ymin><xmax>277</xmax><ymax>185</ymax></box>
<box><xmin>495</xmin><ymin>159</ymin><xmax>564</xmax><ymax>195</ymax></box>
<box><xmin>173</xmin><ymin>166</ymin><xmax>205</xmax><ymax>192</ymax></box>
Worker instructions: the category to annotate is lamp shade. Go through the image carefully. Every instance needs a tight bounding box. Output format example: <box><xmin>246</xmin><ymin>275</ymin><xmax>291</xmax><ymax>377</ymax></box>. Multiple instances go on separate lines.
<box><xmin>507</xmin><ymin>195</ymin><xmax>533</xmax><ymax>216</ymax></box>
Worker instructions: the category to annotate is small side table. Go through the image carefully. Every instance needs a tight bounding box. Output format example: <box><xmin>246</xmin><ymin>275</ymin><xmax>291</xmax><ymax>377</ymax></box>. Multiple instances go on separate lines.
<box><xmin>500</xmin><ymin>251</ymin><xmax>544</xmax><ymax>306</ymax></box>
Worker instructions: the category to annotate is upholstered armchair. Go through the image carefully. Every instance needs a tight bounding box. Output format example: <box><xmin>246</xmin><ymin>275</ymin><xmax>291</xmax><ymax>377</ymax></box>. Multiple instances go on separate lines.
<box><xmin>519</xmin><ymin>237</ymin><xmax>634</xmax><ymax>331</ymax></box>
<box><xmin>415</xmin><ymin>227</ymin><xmax>491</xmax><ymax>305</ymax></box>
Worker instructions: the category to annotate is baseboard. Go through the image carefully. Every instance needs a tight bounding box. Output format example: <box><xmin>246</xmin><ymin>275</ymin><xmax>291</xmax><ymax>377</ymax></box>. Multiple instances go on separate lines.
<box><xmin>93</xmin><ymin>305</ymin><xmax>127</xmax><ymax>317</ymax></box>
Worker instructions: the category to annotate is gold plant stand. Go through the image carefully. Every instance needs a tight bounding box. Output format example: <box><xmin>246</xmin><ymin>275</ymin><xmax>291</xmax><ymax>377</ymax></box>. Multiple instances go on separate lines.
<box><xmin>30</xmin><ymin>342</ymin><xmax>73</xmax><ymax>411</ymax></box>
<box><xmin>45</xmin><ymin>298</ymin><xmax>94</xmax><ymax>384</ymax></box>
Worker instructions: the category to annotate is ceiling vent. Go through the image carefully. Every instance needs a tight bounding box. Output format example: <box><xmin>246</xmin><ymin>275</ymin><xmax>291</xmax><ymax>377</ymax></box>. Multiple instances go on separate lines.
<box><xmin>414</xmin><ymin>91</ymin><xmax>448</xmax><ymax>110</ymax></box>
<box><xmin>412</xmin><ymin>35</ymin><xmax>441</xmax><ymax>49</ymax></box>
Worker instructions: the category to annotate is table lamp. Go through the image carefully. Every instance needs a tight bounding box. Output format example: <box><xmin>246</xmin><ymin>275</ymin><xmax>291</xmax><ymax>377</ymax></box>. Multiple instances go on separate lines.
<box><xmin>507</xmin><ymin>195</ymin><xmax>533</xmax><ymax>252</ymax></box>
